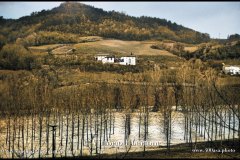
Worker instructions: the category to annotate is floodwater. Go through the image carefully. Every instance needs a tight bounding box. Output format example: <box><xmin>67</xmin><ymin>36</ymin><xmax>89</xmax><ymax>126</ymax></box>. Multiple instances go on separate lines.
<box><xmin>0</xmin><ymin>108</ymin><xmax>238</xmax><ymax>158</ymax></box>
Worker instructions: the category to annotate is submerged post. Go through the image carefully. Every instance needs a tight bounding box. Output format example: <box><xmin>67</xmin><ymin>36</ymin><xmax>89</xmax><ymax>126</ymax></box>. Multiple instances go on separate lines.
<box><xmin>49</xmin><ymin>125</ymin><xmax>57</xmax><ymax>159</ymax></box>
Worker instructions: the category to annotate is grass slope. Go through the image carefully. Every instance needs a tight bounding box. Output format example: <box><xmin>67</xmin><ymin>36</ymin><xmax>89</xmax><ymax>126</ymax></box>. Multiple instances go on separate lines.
<box><xmin>73</xmin><ymin>39</ymin><xmax>176</xmax><ymax>56</ymax></box>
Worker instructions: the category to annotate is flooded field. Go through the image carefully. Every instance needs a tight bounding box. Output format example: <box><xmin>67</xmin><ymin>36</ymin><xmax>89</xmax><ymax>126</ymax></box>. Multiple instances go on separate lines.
<box><xmin>0</xmin><ymin>107</ymin><xmax>238</xmax><ymax>159</ymax></box>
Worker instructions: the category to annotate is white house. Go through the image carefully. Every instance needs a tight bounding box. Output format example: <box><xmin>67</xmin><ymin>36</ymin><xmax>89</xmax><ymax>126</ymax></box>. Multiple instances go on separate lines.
<box><xmin>95</xmin><ymin>54</ymin><xmax>108</xmax><ymax>61</ymax></box>
<box><xmin>222</xmin><ymin>63</ymin><xmax>240</xmax><ymax>75</ymax></box>
<box><xmin>95</xmin><ymin>54</ymin><xmax>115</xmax><ymax>64</ymax></box>
<box><xmin>101</xmin><ymin>56</ymin><xmax>115</xmax><ymax>64</ymax></box>
<box><xmin>95</xmin><ymin>54</ymin><xmax>136</xmax><ymax>65</ymax></box>
<box><xmin>119</xmin><ymin>56</ymin><xmax>136</xmax><ymax>65</ymax></box>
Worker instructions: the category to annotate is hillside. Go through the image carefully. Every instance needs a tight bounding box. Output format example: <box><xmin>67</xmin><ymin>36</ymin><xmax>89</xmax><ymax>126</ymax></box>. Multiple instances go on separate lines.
<box><xmin>0</xmin><ymin>2</ymin><xmax>210</xmax><ymax>46</ymax></box>
<box><xmin>73</xmin><ymin>39</ymin><xmax>176</xmax><ymax>56</ymax></box>
<box><xmin>1</xmin><ymin>2</ymin><xmax>239</xmax><ymax>73</ymax></box>
<box><xmin>150</xmin><ymin>39</ymin><xmax>240</xmax><ymax>61</ymax></box>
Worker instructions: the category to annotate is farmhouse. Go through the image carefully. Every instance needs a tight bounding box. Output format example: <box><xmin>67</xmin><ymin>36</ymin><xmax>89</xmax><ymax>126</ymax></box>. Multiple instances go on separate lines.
<box><xmin>222</xmin><ymin>63</ymin><xmax>240</xmax><ymax>75</ymax></box>
<box><xmin>95</xmin><ymin>54</ymin><xmax>115</xmax><ymax>64</ymax></box>
<box><xmin>95</xmin><ymin>54</ymin><xmax>136</xmax><ymax>65</ymax></box>
<box><xmin>119</xmin><ymin>56</ymin><xmax>136</xmax><ymax>65</ymax></box>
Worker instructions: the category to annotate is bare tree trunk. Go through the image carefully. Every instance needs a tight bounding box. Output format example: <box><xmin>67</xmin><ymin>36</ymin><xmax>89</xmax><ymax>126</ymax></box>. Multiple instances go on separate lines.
<box><xmin>26</xmin><ymin>115</ymin><xmax>29</xmax><ymax>155</ymax></box>
<box><xmin>238</xmin><ymin>105</ymin><xmax>240</xmax><ymax>151</ymax></box>
<box><xmin>60</xmin><ymin>113</ymin><xmax>63</xmax><ymax>147</ymax></box>
<box><xmin>18</xmin><ymin>118</ymin><xmax>20</xmax><ymax>151</ymax></box>
<box><xmin>220</xmin><ymin>109</ymin><xmax>223</xmax><ymax>147</ymax></box>
<box><xmin>113</xmin><ymin>113</ymin><xmax>115</xmax><ymax>135</ymax></box>
<box><xmin>139</xmin><ymin>107</ymin><xmax>141</xmax><ymax>139</ymax></box>
<box><xmin>204</xmin><ymin>110</ymin><xmax>207</xmax><ymax>140</ymax></box>
<box><xmin>189</xmin><ymin>108</ymin><xmax>193</xmax><ymax>150</ymax></box>
<box><xmin>77</xmin><ymin>113</ymin><xmax>80</xmax><ymax>150</ymax></box>
<box><xmin>143</xmin><ymin>112</ymin><xmax>147</xmax><ymax>157</ymax></box>
<box><xmin>228</xmin><ymin>110</ymin><xmax>231</xmax><ymax>142</ymax></box>
<box><xmin>100</xmin><ymin>112</ymin><xmax>103</xmax><ymax>151</ymax></box>
<box><xmin>7</xmin><ymin>116</ymin><xmax>11</xmax><ymax>153</ymax></box>
<box><xmin>65</xmin><ymin>111</ymin><xmax>69</xmax><ymax>157</ymax></box>
<box><xmin>124</xmin><ymin>114</ymin><xmax>129</xmax><ymax>146</ymax></box>
<box><xmin>22</xmin><ymin>116</ymin><xmax>25</xmax><ymax>158</ymax></box>
<box><xmin>105</xmin><ymin>111</ymin><xmax>108</xmax><ymax>142</ymax></box>
<box><xmin>109</xmin><ymin>109</ymin><xmax>112</xmax><ymax>138</ymax></box>
<box><xmin>207</xmin><ymin>112</ymin><xmax>211</xmax><ymax>144</ymax></box>
<box><xmin>184</xmin><ymin>115</ymin><xmax>186</xmax><ymax>141</ymax></box>
<box><xmin>71</xmin><ymin>113</ymin><xmax>75</xmax><ymax>156</ymax></box>
<box><xmin>232</xmin><ymin>112</ymin><xmax>235</xmax><ymax>143</ymax></box>
<box><xmin>211</xmin><ymin>111</ymin><xmax>214</xmax><ymax>146</ymax></box>
<box><xmin>31</xmin><ymin>112</ymin><xmax>35</xmax><ymax>157</ymax></box>
<box><xmin>185</xmin><ymin>113</ymin><xmax>189</xmax><ymax>143</ymax></box>
<box><xmin>103</xmin><ymin>113</ymin><xmax>106</xmax><ymax>142</ymax></box>
<box><xmin>46</xmin><ymin>112</ymin><xmax>50</xmax><ymax>155</ymax></box>
<box><xmin>90</xmin><ymin>113</ymin><xmax>93</xmax><ymax>156</ymax></box>
<box><xmin>12</xmin><ymin>116</ymin><xmax>16</xmax><ymax>159</ymax></box>
<box><xmin>52</xmin><ymin>126</ymin><xmax>57</xmax><ymax>159</ymax></box>
<box><xmin>86</xmin><ymin>114</ymin><xmax>88</xmax><ymax>146</ymax></box>
<box><xmin>169</xmin><ymin>109</ymin><xmax>171</xmax><ymax>152</ymax></box>
<box><xmin>80</xmin><ymin>114</ymin><xmax>85</xmax><ymax>156</ymax></box>
<box><xmin>194</xmin><ymin>110</ymin><xmax>198</xmax><ymax>148</ymax></box>
<box><xmin>215</xmin><ymin>112</ymin><xmax>217</xmax><ymax>141</ymax></box>
<box><xmin>224</xmin><ymin>109</ymin><xmax>226</xmax><ymax>140</ymax></box>
<box><xmin>95</xmin><ymin>111</ymin><xmax>99</xmax><ymax>154</ymax></box>
<box><xmin>38</xmin><ymin>114</ymin><xmax>43</xmax><ymax>158</ymax></box>
<box><xmin>199</xmin><ymin>112</ymin><xmax>202</xmax><ymax>136</ymax></box>
<box><xmin>58</xmin><ymin>111</ymin><xmax>61</xmax><ymax>137</ymax></box>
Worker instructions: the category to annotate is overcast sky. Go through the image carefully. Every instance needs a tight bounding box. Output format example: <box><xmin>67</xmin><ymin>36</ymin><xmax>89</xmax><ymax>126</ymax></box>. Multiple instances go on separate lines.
<box><xmin>0</xmin><ymin>1</ymin><xmax>240</xmax><ymax>39</ymax></box>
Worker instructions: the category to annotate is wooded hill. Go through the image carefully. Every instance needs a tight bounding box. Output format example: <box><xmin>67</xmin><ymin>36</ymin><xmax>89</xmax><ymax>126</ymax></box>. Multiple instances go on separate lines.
<box><xmin>0</xmin><ymin>2</ymin><xmax>210</xmax><ymax>46</ymax></box>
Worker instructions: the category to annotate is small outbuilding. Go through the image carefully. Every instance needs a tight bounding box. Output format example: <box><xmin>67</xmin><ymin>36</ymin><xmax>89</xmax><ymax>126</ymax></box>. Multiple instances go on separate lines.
<box><xmin>222</xmin><ymin>63</ymin><xmax>240</xmax><ymax>75</ymax></box>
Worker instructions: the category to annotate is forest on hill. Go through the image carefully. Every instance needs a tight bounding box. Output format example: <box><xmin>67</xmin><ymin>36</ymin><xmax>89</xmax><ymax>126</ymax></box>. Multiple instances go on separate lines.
<box><xmin>0</xmin><ymin>2</ymin><xmax>210</xmax><ymax>47</ymax></box>
<box><xmin>0</xmin><ymin>2</ymin><xmax>239</xmax><ymax>71</ymax></box>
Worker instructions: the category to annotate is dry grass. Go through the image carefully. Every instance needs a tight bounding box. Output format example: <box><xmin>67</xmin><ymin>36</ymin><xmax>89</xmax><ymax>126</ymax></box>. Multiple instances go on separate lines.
<box><xmin>162</xmin><ymin>42</ymin><xmax>174</xmax><ymax>48</ymax></box>
<box><xmin>217</xmin><ymin>76</ymin><xmax>240</xmax><ymax>86</ymax></box>
<box><xmin>28</xmin><ymin>44</ymin><xmax>63</xmax><ymax>51</ymax></box>
<box><xmin>31</xmin><ymin>51</ymin><xmax>48</xmax><ymax>56</ymax></box>
<box><xmin>211</xmin><ymin>44</ymin><xmax>223</xmax><ymax>49</ymax></box>
<box><xmin>74</xmin><ymin>39</ymin><xmax>176</xmax><ymax>56</ymax></box>
<box><xmin>52</xmin><ymin>45</ymin><xmax>73</xmax><ymax>55</ymax></box>
<box><xmin>184</xmin><ymin>46</ymin><xmax>198</xmax><ymax>52</ymax></box>
<box><xmin>0</xmin><ymin>69</ymin><xmax>29</xmax><ymax>75</ymax></box>
<box><xmin>78</xmin><ymin>36</ymin><xmax>103</xmax><ymax>41</ymax></box>
<box><xmin>58</xmin><ymin>69</ymin><xmax>140</xmax><ymax>85</ymax></box>
<box><xmin>29</xmin><ymin>44</ymin><xmax>74</xmax><ymax>56</ymax></box>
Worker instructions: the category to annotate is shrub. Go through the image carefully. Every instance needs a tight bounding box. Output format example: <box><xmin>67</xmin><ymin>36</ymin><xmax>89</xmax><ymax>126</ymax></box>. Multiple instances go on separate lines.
<box><xmin>0</xmin><ymin>44</ymin><xmax>36</xmax><ymax>70</ymax></box>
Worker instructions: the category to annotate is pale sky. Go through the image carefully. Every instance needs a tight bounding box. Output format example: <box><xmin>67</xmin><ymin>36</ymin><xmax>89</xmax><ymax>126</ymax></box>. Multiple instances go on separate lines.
<box><xmin>0</xmin><ymin>1</ymin><xmax>240</xmax><ymax>39</ymax></box>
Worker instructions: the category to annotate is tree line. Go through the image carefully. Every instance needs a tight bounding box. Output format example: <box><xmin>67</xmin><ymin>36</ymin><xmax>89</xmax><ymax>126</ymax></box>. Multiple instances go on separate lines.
<box><xmin>0</xmin><ymin>60</ymin><xmax>239</xmax><ymax>158</ymax></box>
